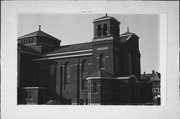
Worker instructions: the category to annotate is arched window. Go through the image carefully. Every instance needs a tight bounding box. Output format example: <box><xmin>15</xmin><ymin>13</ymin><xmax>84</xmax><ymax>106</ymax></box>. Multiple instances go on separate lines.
<box><xmin>81</xmin><ymin>60</ymin><xmax>88</xmax><ymax>90</ymax></box>
<box><xmin>64</xmin><ymin>62</ymin><xmax>70</xmax><ymax>90</ymax></box>
<box><xmin>99</xmin><ymin>53</ymin><xmax>106</xmax><ymax>69</ymax></box>
<box><xmin>128</xmin><ymin>52</ymin><xmax>132</xmax><ymax>73</ymax></box>
<box><xmin>103</xmin><ymin>24</ymin><xmax>107</xmax><ymax>36</ymax></box>
<box><xmin>97</xmin><ymin>25</ymin><xmax>102</xmax><ymax>36</ymax></box>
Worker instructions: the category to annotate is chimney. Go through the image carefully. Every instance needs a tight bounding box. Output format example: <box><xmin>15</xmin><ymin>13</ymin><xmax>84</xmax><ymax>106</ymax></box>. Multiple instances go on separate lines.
<box><xmin>143</xmin><ymin>72</ymin><xmax>146</xmax><ymax>74</ymax></box>
<box><xmin>152</xmin><ymin>70</ymin><xmax>155</xmax><ymax>74</ymax></box>
<box><xmin>127</xmin><ymin>27</ymin><xmax>129</xmax><ymax>33</ymax></box>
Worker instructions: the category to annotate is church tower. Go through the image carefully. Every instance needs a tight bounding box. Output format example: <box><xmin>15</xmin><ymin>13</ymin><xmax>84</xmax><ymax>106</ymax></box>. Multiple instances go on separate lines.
<box><xmin>91</xmin><ymin>14</ymin><xmax>121</xmax><ymax>75</ymax></box>
<box><xmin>93</xmin><ymin>14</ymin><xmax>120</xmax><ymax>41</ymax></box>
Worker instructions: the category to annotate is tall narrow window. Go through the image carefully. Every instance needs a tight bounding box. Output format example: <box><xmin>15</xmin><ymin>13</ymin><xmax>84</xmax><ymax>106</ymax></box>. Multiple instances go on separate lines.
<box><xmin>27</xmin><ymin>91</ymin><xmax>32</xmax><ymax>100</ymax></box>
<box><xmin>30</xmin><ymin>38</ymin><xmax>33</xmax><ymax>43</ymax></box>
<box><xmin>81</xmin><ymin>60</ymin><xmax>88</xmax><ymax>90</ymax></box>
<box><xmin>25</xmin><ymin>39</ymin><xmax>28</xmax><ymax>44</ymax></box>
<box><xmin>33</xmin><ymin>37</ymin><xmax>37</xmax><ymax>43</ymax></box>
<box><xmin>103</xmin><ymin>24</ymin><xmax>107</xmax><ymax>36</ymax></box>
<box><xmin>88</xmin><ymin>82</ymin><xmax>91</xmax><ymax>93</ymax></box>
<box><xmin>97</xmin><ymin>25</ymin><xmax>102</xmax><ymax>36</ymax></box>
<box><xmin>64</xmin><ymin>62</ymin><xmax>70</xmax><ymax>90</ymax></box>
<box><xmin>116</xmin><ymin>56</ymin><xmax>119</xmax><ymax>72</ymax></box>
<box><xmin>93</xmin><ymin>82</ymin><xmax>97</xmax><ymax>93</ymax></box>
<box><xmin>28</xmin><ymin>38</ymin><xmax>30</xmax><ymax>44</ymax></box>
<box><xmin>50</xmin><ymin>64</ymin><xmax>55</xmax><ymax>76</ymax></box>
<box><xmin>99</xmin><ymin>53</ymin><xmax>106</xmax><ymax>69</ymax></box>
<box><xmin>128</xmin><ymin>52</ymin><xmax>132</xmax><ymax>73</ymax></box>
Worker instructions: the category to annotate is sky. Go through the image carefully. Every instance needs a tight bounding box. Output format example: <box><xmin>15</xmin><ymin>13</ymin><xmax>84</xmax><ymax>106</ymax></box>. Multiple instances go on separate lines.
<box><xmin>18</xmin><ymin>14</ymin><xmax>160</xmax><ymax>74</ymax></box>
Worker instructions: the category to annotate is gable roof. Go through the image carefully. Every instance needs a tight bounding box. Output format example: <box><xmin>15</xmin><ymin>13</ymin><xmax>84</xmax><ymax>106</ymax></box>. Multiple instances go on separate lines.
<box><xmin>148</xmin><ymin>74</ymin><xmax>160</xmax><ymax>83</ymax></box>
<box><xmin>18</xmin><ymin>30</ymin><xmax>61</xmax><ymax>42</ymax></box>
<box><xmin>86</xmin><ymin>69</ymin><xmax>114</xmax><ymax>80</ymax></box>
<box><xmin>120</xmin><ymin>32</ymin><xmax>139</xmax><ymax>43</ymax></box>
<box><xmin>141</xmin><ymin>72</ymin><xmax>161</xmax><ymax>83</ymax></box>
<box><xmin>18</xmin><ymin>44</ymin><xmax>42</xmax><ymax>56</ymax></box>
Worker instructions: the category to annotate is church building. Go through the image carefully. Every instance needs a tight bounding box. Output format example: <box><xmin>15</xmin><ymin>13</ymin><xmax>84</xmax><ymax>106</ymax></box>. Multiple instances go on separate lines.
<box><xmin>17</xmin><ymin>14</ymin><xmax>147</xmax><ymax>105</ymax></box>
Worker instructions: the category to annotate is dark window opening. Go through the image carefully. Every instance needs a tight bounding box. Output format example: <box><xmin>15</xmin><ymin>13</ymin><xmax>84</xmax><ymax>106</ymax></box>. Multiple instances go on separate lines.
<box><xmin>97</xmin><ymin>25</ymin><xmax>102</xmax><ymax>36</ymax></box>
<box><xmin>93</xmin><ymin>82</ymin><xmax>97</xmax><ymax>93</ymax></box>
<box><xmin>30</xmin><ymin>38</ymin><xmax>33</xmax><ymax>43</ymax></box>
<box><xmin>64</xmin><ymin>62</ymin><xmax>70</xmax><ymax>90</ymax></box>
<box><xmin>50</xmin><ymin>64</ymin><xmax>55</xmax><ymax>76</ymax></box>
<box><xmin>88</xmin><ymin>82</ymin><xmax>91</xmax><ymax>92</ymax></box>
<box><xmin>81</xmin><ymin>60</ymin><xmax>88</xmax><ymax>90</ymax></box>
<box><xmin>28</xmin><ymin>39</ymin><xmax>30</xmax><ymax>44</ymax></box>
<box><xmin>99</xmin><ymin>53</ymin><xmax>106</xmax><ymax>69</ymax></box>
<box><xmin>103</xmin><ymin>24</ymin><xmax>107</xmax><ymax>36</ymax></box>
<box><xmin>33</xmin><ymin>37</ymin><xmax>37</xmax><ymax>43</ymax></box>
<box><xmin>128</xmin><ymin>52</ymin><xmax>132</xmax><ymax>73</ymax></box>
<box><xmin>116</xmin><ymin>56</ymin><xmax>119</xmax><ymax>72</ymax></box>
<box><xmin>25</xmin><ymin>39</ymin><xmax>28</xmax><ymax>44</ymax></box>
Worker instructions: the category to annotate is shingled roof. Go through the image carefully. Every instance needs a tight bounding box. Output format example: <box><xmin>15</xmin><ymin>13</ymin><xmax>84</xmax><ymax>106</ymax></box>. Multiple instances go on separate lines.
<box><xmin>47</xmin><ymin>42</ymin><xmax>92</xmax><ymax>54</ymax></box>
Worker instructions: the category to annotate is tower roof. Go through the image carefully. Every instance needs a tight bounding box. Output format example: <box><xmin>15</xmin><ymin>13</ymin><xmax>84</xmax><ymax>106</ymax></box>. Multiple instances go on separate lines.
<box><xmin>120</xmin><ymin>28</ymin><xmax>139</xmax><ymax>42</ymax></box>
<box><xmin>93</xmin><ymin>14</ymin><xmax>120</xmax><ymax>24</ymax></box>
<box><xmin>18</xmin><ymin>27</ymin><xmax>61</xmax><ymax>42</ymax></box>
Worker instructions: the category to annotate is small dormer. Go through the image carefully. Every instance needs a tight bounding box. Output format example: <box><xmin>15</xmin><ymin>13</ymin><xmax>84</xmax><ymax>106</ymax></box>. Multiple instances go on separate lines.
<box><xmin>18</xmin><ymin>25</ymin><xmax>61</xmax><ymax>53</ymax></box>
<box><xmin>93</xmin><ymin>14</ymin><xmax>121</xmax><ymax>41</ymax></box>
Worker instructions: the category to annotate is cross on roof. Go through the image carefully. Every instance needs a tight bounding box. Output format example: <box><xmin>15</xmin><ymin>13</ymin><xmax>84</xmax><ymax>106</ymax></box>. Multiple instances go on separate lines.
<box><xmin>39</xmin><ymin>25</ymin><xmax>41</xmax><ymax>31</ymax></box>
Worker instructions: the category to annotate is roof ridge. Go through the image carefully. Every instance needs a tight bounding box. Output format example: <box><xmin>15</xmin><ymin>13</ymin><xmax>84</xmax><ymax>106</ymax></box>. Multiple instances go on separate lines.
<box><xmin>93</xmin><ymin>15</ymin><xmax>120</xmax><ymax>24</ymax></box>
<box><xmin>18</xmin><ymin>30</ymin><xmax>61</xmax><ymax>42</ymax></box>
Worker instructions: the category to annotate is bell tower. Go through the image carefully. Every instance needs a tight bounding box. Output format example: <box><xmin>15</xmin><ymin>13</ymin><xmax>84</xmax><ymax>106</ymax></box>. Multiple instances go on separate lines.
<box><xmin>93</xmin><ymin>14</ymin><xmax>120</xmax><ymax>41</ymax></box>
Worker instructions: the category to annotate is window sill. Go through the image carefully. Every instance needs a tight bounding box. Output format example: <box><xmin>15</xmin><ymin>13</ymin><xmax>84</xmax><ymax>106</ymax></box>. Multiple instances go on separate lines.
<box><xmin>93</xmin><ymin>92</ymin><xmax>98</xmax><ymax>94</ymax></box>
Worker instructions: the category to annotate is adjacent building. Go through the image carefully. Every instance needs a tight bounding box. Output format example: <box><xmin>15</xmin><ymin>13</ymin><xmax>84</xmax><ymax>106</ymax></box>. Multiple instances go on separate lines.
<box><xmin>141</xmin><ymin>70</ymin><xmax>161</xmax><ymax>105</ymax></box>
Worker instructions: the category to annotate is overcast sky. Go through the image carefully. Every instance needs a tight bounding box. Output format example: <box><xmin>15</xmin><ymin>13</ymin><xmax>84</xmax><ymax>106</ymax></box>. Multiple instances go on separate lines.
<box><xmin>18</xmin><ymin>14</ymin><xmax>160</xmax><ymax>74</ymax></box>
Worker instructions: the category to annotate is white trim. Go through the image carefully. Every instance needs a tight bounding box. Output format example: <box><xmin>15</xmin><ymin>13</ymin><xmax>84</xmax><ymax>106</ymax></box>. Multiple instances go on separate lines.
<box><xmin>21</xmin><ymin>87</ymin><xmax>47</xmax><ymax>89</ymax></box>
<box><xmin>94</xmin><ymin>17</ymin><xmax>112</xmax><ymax>22</ymax></box>
<box><xmin>46</xmin><ymin>49</ymin><xmax>92</xmax><ymax>56</ymax></box>
<box><xmin>21</xmin><ymin>50</ymin><xmax>40</xmax><ymax>56</ymax></box>
<box><xmin>120</xmin><ymin>34</ymin><xmax>132</xmax><ymax>37</ymax></box>
<box><xmin>94</xmin><ymin>17</ymin><xmax>120</xmax><ymax>24</ymax></box>
<box><xmin>87</xmin><ymin>75</ymin><xmax>137</xmax><ymax>80</ymax></box>
<box><xmin>87</xmin><ymin>77</ymin><xmax>115</xmax><ymax>80</ymax></box>
<box><xmin>117</xmin><ymin>75</ymin><xmax>137</xmax><ymax>80</ymax></box>
<box><xmin>89</xmin><ymin>103</ymin><xmax>101</xmax><ymax>105</ymax></box>
<box><xmin>93</xmin><ymin>36</ymin><xmax>113</xmax><ymax>42</ymax></box>
<box><xmin>32</xmin><ymin>53</ymin><xmax>92</xmax><ymax>61</ymax></box>
<box><xmin>24</xmin><ymin>43</ymin><xmax>36</xmax><ymax>46</ymax></box>
<box><xmin>97</xmin><ymin>47</ymin><xmax>108</xmax><ymax>51</ymax></box>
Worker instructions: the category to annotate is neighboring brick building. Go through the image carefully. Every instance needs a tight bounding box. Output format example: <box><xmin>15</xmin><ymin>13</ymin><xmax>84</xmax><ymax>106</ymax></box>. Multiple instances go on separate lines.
<box><xmin>141</xmin><ymin>70</ymin><xmax>161</xmax><ymax>105</ymax></box>
<box><xmin>18</xmin><ymin>14</ymin><xmax>145</xmax><ymax>105</ymax></box>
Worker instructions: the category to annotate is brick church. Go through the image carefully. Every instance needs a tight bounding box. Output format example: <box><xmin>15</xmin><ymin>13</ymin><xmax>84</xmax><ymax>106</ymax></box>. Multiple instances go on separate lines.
<box><xmin>18</xmin><ymin>14</ymin><xmax>152</xmax><ymax>105</ymax></box>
